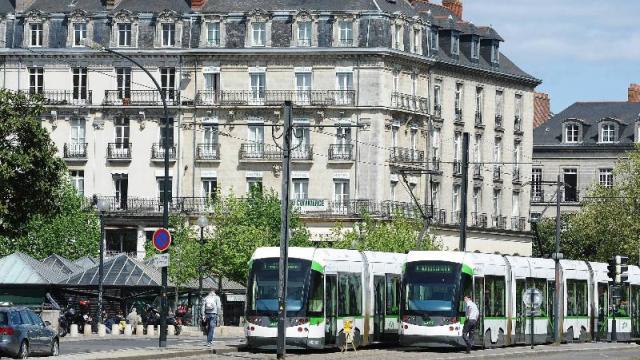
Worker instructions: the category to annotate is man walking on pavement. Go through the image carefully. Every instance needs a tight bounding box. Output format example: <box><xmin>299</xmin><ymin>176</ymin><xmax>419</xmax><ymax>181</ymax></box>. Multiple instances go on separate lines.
<box><xmin>462</xmin><ymin>295</ymin><xmax>479</xmax><ymax>354</ymax></box>
<box><xmin>202</xmin><ymin>290</ymin><xmax>222</xmax><ymax>346</ymax></box>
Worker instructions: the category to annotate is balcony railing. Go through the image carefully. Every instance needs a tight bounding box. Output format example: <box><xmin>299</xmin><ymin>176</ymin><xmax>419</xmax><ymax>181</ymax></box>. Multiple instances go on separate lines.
<box><xmin>451</xmin><ymin>211</ymin><xmax>461</xmax><ymax>225</ymax></box>
<box><xmin>28</xmin><ymin>90</ymin><xmax>93</xmax><ymax>106</ymax></box>
<box><xmin>380</xmin><ymin>201</ymin><xmax>430</xmax><ymax>219</ymax></box>
<box><xmin>196</xmin><ymin>143</ymin><xmax>221</xmax><ymax>161</ymax></box>
<box><xmin>328</xmin><ymin>144</ymin><xmax>353</xmax><ymax>161</ymax></box>
<box><xmin>390</xmin><ymin>147</ymin><xmax>425</xmax><ymax>164</ymax></box>
<box><xmin>453</xmin><ymin>161</ymin><xmax>462</xmax><ymax>176</ymax></box>
<box><xmin>103</xmin><ymin>90</ymin><xmax>180</xmax><ymax>106</ymax></box>
<box><xmin>151</xmin><ymin>143</ymin><xmax>176</xmax><ymax>161</ymax></box>
<box><xmin>471</xmin><ymin>213</ymin><xmax>488</xmax><ymax>228</ymax></box>
<box><xmin>433</xmin><ymin>209</ymin><xmax>447</xmax><ymax>225</ymax></box>
<box><xmin>64</xmin><ymin>143</ymin><xmax>87</xmax><ymax>159</ymax></box>
<box><xmin>473</xmin><ymin>164</ymin><xmax>483</xmax><ymax>179</ymax></box>
<box><xmin>335</xmin><ymin>39</ymin><xmax>354</xmax><ymax>47</ymax></box>
<box><xmin>492</xmin><ymin>215</ymin><xmax>507</xmax><ymax>229</ymax></box>
<box><xmin>512</xmin><ymin>167</ymin><xmax>521</xmax><ymax>184</ymax></box>
<box><xmin>239</xmin><ymin>143</ymin><xmax>282</xmax><ymax>161</ymax></box>
<box><xmin>475</xmin><ymin>111</ymin><xmax>483</xmax><ymax>126</ymax></box>
<box><xmin>511</xmin><ymin>216</ymin><xmax>527</xmax><ymax>231</ymax></box>
<box><xmin>431</xmin><ymin>157</ymin><xmax>441</xmax><ymax>172</ymax></box>
<box><xmin>94</xmin><ymin>196</ymin><xmax>215</xmax><ymax>214</ymax></box>
<box><xmin>195</xmin><ymin>90</ymin><xmax>356</xmax><ymax>107</ymax></box>
<box><xmin>531</xmin><ymin>189</ymin><xmax>545</xmax><ymax>203</ymax></box>
<box><xmin>107</xmin><ymin>143</ymin><xmax>132</xmax><ymax>160</ymax></box>
<box><xmin>493</xmin><ymin>165</ymin><xmax>502</xmax><ymax>182</ymax></box>
<box><xmin>433</xmin><ymin>104</ymin><xmax>442</xmax><ymax>118</ymax></box>
<box><xmin>391</xmin><ymin>92</ymin><xmax>429</xmax><ymax>114</ymax></box>
<box><xmin>563</xmin><ymin>190</ymin><xmax>580</xmax><ymax>203</ymax></box>
<box><xmin>495</xmin><ymin>115</ymin><xmax>504</xmax><ymax>131</ymax></box>
<box><xmin>514</xmin><ymin>116</ymin><xmax>523</xmax><ymax>134</ymax></box>
<box><xmin>454</xmin><ymin>108</ymin><xmax>463</xmax><ymax>123</ymax></box>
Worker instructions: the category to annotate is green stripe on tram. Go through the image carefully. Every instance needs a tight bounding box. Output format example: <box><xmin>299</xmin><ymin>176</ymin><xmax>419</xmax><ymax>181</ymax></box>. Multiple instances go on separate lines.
<box><xmin>311</xmin><ymin>261</ymin><xmax>324</xmax><ymax>273</ymax></box>
<box><xmin>309</xmin><ymin>317</ymin><xmax>324</xmax><ymax>326</ymax></box>
<box><xmin>462</xmin><ymin>264</ymin><xmax>474</xmax><ymax>276</ymax></box>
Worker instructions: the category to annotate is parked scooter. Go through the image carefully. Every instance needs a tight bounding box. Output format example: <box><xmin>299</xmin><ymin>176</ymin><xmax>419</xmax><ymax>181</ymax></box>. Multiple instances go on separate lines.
<box><xmin>143</xmin><ymin>304</ymin><xmax>181</xmax><ymax>335</ymax></box>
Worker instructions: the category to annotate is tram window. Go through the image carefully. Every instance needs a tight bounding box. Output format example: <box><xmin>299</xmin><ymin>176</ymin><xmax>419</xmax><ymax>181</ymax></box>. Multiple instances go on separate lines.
<box><xmin>530</xmin><ymin>278</ymin><xmax>547</xmax><ymax>316</ymax></box>
<box><xmin>386</xmin><ymin>275</ymin><xmax>400</xmax><ymax>315</ymax></box>
<box><xmin>308</xmin><ymin>271</ymin><xmax>324</xmax><ymax>315</ymax></box>
<box><xmin>566</xmin><ymin>279</ymin><xmax>588</xmax><ymax>316</ymax></box>
<box><xmin>459</xmin><ymin>273</ymin><xmax>473</xmax><ymax>314</ymax></box>
<box><xmin>338</xmin><ymin>273</ymin><xmax>362</xmax><ymax>316</ymax></box>
<box><xmin>615</xmin><ymin>284</ymin><xmax>630</xmax><ymax>317</ymax></box>
<box><xmin>484</xmin><ymin>276</ymin><xmax>506</xmax><ymax>317</ymax></box>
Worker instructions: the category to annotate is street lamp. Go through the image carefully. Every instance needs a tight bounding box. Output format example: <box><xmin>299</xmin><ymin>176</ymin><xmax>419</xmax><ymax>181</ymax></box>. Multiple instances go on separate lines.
<box><xmin>196</xmin><ymin>215</ymin><xmax>208</xmax><ymax>316</ymax></box>
<box><xmin>96</xmin><ymin>198</ymin><xmax>110</xmax><ymax>331</ymax></box>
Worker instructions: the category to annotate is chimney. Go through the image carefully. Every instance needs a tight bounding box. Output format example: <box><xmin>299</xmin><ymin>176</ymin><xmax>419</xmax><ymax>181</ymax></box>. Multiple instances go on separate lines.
<box><xmin>14</xmin><ymin>0</ymin><xmax>36</xmax><ymax>12</ymax></box>
<box><xmin>442</xmin><ymin>0</ymin><xmax>462</xmax><ymax>18</ymax></box>
<box><xmin>188</xmin><ymin>0</ymin><xmax>206</xmax><ymax>10</ymax></box>
<box><xmin>105</xmin><ymin>0</ymin><xmax>122</xmax><ymax>10</ymax></box>
<box><xmin>629</xmin><ymin>83</ymin><xmax>640</xmax><ymax>103</ymax></box>
<box><xmin>534</xmin><ymin>92</ymin><xmax>552</xmax><ymax>128</ymax></box>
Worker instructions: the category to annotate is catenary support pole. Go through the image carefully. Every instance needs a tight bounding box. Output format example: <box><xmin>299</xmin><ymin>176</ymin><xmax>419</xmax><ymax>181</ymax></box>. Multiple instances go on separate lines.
<box><xmin>554</xmin><ymin>174</ymin><xmax>562</xmax><ymax>344</ymax></box>
<box><xmin>459</xmin><ymin>132</ymin><xmax>469</xmax><ymax>251</ymax></box>
<box><xmin>277</xmin><ymin>101</ymin><xmax>293</xmax><ymax>359</ymax></box>
<box><xmin>97</xmin><ymin>211</ymin><xmax>105</xmax><ymax>330</ymax></box>
<box><xmin>530</xmin><ymin>289</ymin><xmax>535</xmax><ymax>349</ymax></box>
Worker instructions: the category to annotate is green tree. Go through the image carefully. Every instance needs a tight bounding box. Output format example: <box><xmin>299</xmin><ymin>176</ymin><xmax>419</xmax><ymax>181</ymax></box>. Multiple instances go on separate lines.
<box><xmin>327</xmin><ymin>213</ymin><xmax>441</xmax><ymax>253</ymax></box>
<box><xmin>0</xmin><ymin>90</ymin><xmax>66</xmax><ymax>238</ymax></box>
<box><xmin>0</xmin><ymin>183</ymin><xmax>100</xmax><ymax>260</ymax></box>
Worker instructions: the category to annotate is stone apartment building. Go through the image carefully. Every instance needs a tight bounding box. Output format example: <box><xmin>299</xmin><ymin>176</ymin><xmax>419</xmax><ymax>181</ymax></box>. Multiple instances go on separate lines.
<box><xmin>531</xmin><ymin>84</ymin><xmax>640</xmax><ymax>219</ymax></box>
<box><xmin>0</xmin><ymin>0</ymin><xmax>540</xmax><ymax>257</ymax></box>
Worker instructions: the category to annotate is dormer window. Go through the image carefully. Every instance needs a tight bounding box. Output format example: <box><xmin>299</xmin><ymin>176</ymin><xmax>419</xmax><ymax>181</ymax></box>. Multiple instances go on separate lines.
<box><xmin>338</xmin><ymin>21</ymin><xmax>353</xmax><ymax>46</ymax></box>
<box><xmin>67</xmin><ymin>10</ymin><xmax>92</xmax><ymax>48</ymax></box>
<box><xmin>73</xmin><ymin>23</ymin><xmax>86</xmax><ymax>46</ymax></box>
<box><xmin>24</xmin><ymin>10</ymin><xmax>48</xmax><ymax>48</ymax></box>
<box><xmin>297</xmin><ymin>21</ymin><xmax>312</xmax><ymax>47</ymax></box>
<box><xmin>293</xmin><ymin>12</ymin><xmax>317</xmax><ymax>47</ymax></box>
<box><xmin>491</xmin><ymin>42</ymin><xmax>500</xmax><ymax>64</ymax></box>
<box><xmin>200</xmin><ymin>16</ymin><xmax>225</xmax><ymax>48</ymax></box>
<box><xmin>155</xmin><ymin>10</ymin><xmax>182</xmax><ymax>48</ymax></box>
<box><xmin>111</xmin><ymin>10</ymin><xmax>138</xmax><ymax>48</ymax></box>
<box><xmin>252</xmin><ymin>22</ymin><xmax>266</xmax><ymax>46</ymax></box>
<box><xmin>600</xmin><ymin>123</ymin><xmax>616</xmax><ymax>143</ymax></box>
<box><xmin>162</xmin><ymin>23</ymin><xmax>176</xmax><ymax>47</ymax></box>
<box><xmin>118</xmin><ymin>23</ymin><xmax>132</xmax><ymax>47</ymax></box>
<box><xmin>333</xmin><ymin>16</ymin><xmax>358</xmax><ymax>47</ymax></box>
<box><xmin>30</xmin><ymin>23</ymin><xmax>43</xmax><ymax>47</ymax></box>
<box><xmin>564</xmin><ymin>123</ymin><xmax>581</xmax><ymax>143</ymax></box>
<box><xmin>471</xmin><ymin>36</ymin><xmax>480</xmax><ymax>59</ymax></box>
<box><xmin>430</xmin><ymin>28</ymin><xmax>438</xmax><ymax>51</ymax></box>
<box><xmin>246</xmin><ymin>10</ymin><xmax>271</xmax><ymax>48</ymax></box>
<box><xmin>207</xmin><ymin>22</ymin><xmax>220</xmax><ymax>46</ymax></box>
<box><xmin>410</xmin><ymin>26</ymin><xmax>422</xmax><ymax>54</ymax></box>
<box><xmin>393</xmin><ymin>23</ymin><xmax>403</xmax><ymax>50</ymax></box>
<box><xmin>451</xmin><ymin>33</ymin><xmax>460</xmax><ymax>55</ymax></box>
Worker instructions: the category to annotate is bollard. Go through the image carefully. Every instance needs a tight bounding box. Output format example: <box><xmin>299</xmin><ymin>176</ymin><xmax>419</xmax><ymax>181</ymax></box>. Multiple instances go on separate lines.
<box><xmin>136</xmin><ymin>325</ymin><xmax>144</xmax><ymax>336</ymax></box>
<box><xmin>98</xmin><ymin>324</ymin><xmax>106</xmax><ymax>337</ymax></box>
<box><xmin>167</xmin><ymin>325</ymin><xmax>175</xmax><ymax>336</ymax></box>
<box><xmin>111</xmin><ymin>324</ymin><xmax>120</xmax><ymax>335</ymax></box>
<box><xmin>147</xmin><ymin>325</ymin><xmax>155</xmax><ymax>337</ymax></box>
<box><xmin>70</xmin><ymin>324</ymin><xmax>79</xmax><ymax>337</ymax></box>
<box><xmin>83</xmin><ymin>324</ymin><xmax>92</xmax><ymax>336</ymax></box>
<box><xmin>124</xmin><ymin>324</ymin><xmax>132</xmax><ymax>336</ymax></box>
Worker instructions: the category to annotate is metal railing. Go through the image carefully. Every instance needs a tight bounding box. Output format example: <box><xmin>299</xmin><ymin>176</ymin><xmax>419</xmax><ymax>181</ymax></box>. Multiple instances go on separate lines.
<box><xmin>431</xmin><ymin>157</ymin><xmax>441</xmax><ymax>172</ymax></box>
<box><xmin>511</xmin><ymin>216</ymin><xmax>527</xmax><ymax>231</ymax></box>
<box><xmin>471</xmin><ymin>212</ymin><xmax>488</xmax><ymax>228</ymax></box>
<box><xmin>475</xmin><ymin>111</ymin><xmax>483</xmax><ymax>126</ymax></box>
<box><xmin>514</xmin><ymin>115</ymin><xmax>523</xmax><ymax>133</ymax></box>
<box><xmin>238</xmin><ymin>143</ymin><xmax>316</xmax><ymax>161</ymax></box>
<box><xmin>335</xmin><ymin>39</ymin><xmax>354</xmax><ymax>47</ymax></box>
<box><xmin>563</xmin><ymin>190</ymin><xmax>580</xmax><ymax>203</ymax></box>
<box><xmin>94</xmin><ymin>196</ymin><xmax>215</xmax><ymax>214</ymax></box>
<box><xmin>380</xmin><ymin>201</ymin><xmax>429</xmax><ymax>219</ymax></box>
<box><xmin>195</xmin><ymin>90</ymin><xmax>356</xmax><ymax>107</ymax></box>
<box><xmin>451</xmin><ymin>211</ymin><xmax>461</xmax><ymax>225</ymax></box>
<box><xmin>28</xmin><ymin>90</ymin><xmax>93</xmax><ymax>106</ymax></box>
<box><xmin>531</xmin><ymin>189</ymin><xmax>545</xmax><ymax>203</ymax></box>
<box><xmin>390</xmin><ymin>92</ymin><xmax>430</xmax><ymax>114</ymax></box>
<box><xmin>433</xmin><ymin>209</ymin><xmax>447</xmax><ymax>225</ymax></box>
<box><xmin>453</xmin><ymin>161</ymin><xmax>462</xmax><ymax>176</ymax></box>
<box><xmin>107</xmin><ymin>143</ymin><xmax>132</xmax><ymax>160</ymax></box>
<box><xmin>512</xmin><ymin>167</ymin><xmax>521</xmax><ymax>183</ymax></box>
<box><xmin>493</xmin><ymin>165</ymin><xmax>502</xmax><ymax>181</ymax></box>
<box><xmin>328</xmin><ymin>144</ymin><xmax>353</xmax><ymax>161</ymax></box>
<box><xmin>196</xmin><ymin>143</ymin><xmax>221</xmax><ymax>161</ymax></box>
<box><xmin>433</xmin><ymin>104</ymin><xmax>442</xmax><ymax>118</ymax></box>
<box><xmin>473</xmin><ymin>164</ymin><xmax>483</xmax><ymax>179</ymax></box>
<box><xmin>454</xmin><ymin>108</ymin><xmax>463</xmax><ymax>123</ymax></box>
<box><xmin>390</xmin><ymin>147</ymin><xmax>425</xmax><ymax>164</ymax></box>
<box><xmin>495</xmin><ymin>115</ymin><xmax>504</xmax><ymax>130</ymax></box>
<box><xmin>64</xmin><ymin>143</ymin><xmax>87</xmax><ymax>159</ymax></box>
<box><xmin>151</xmin><ymin>143</ymin><xmax>176</xmax><ymax>160</ymax></box>
<box><xmin>492</xmin><ymin>215</ymin><xmax>507</xmax><ymax>229</ymax></box>
<box><xmin>103</xmin><ymin>90</ymin><xmax>180</xmax><ymax>106</ymax></box>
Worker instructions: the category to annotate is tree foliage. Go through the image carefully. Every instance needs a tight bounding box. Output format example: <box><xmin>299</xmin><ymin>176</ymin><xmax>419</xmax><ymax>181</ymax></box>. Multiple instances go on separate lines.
<box><xmin>0</xmin><ymin>90</ymin><xmax>66</xmax><ymax>238</ymax></box>
<box><xmin>534</xmin><ymin>145</ymin><xmax>640</xmax><ymax>264</ymax></box>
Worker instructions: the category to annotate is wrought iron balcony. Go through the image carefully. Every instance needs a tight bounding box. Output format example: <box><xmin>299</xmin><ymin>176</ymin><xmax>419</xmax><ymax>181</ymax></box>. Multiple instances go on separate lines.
<box><xmin>471</xmin><ymin>212</ymin><xmax>488</xmax><ymax>228</ymax></box>
<box><xmin>195</xmin><ymin>90</ymin><xmax>356</xmax><ymax>107</ymax></box>
<box><xmin>103</xmin><ymin>90</ymin><xmax>180</xmax><ymax>106</ymax></box>
<box><xmin>151</xmin><ymin>143</ymin><xmax>176</xmax><ymax>161</ymax></box>
<box><xmin>196</xmin><ymin>143</ymin><xmax>221</xmax><ymax>161</ymax></box>
<box><xmin>475</xmin><ymin>111</ymin><xmax>483</xmax><ymax>127</ymax></box>
<box><xmin>473</xmin><ymin>164</ymin><xmax>483</xmax><ymax>179</ymax></box>
<box><xmin>563</xmin><ymin>190</ymin><xmax>580</xmax><ymax>203</ymax></box>
<box><xmin>328</xmin><ymin>144</ymin><xmax>354</xmax><ymax>161</ymax></box>
<box><xmin>453</xmin><ymin>161</ymin><xmax>463</xmax><ymax>176</ymax></box>
<box><xmin>391</xmin><ymin>92</ymin><xmax>429</xmax><ymax>114</ymax></box>
<box><xmin>433</xmin><ymin>209</ymin><xmax>447</xmax><ymax>225</ymax></box>
<box><xmin>512</xmin><ymin>167</ymin><xmax>521</xmax><ymax>184</ymax></box>
<box><xmin>28</xmin><ymin>90</ymin><xmax>93</xmax><ymax>106</ymax></box>
<box><xmin>107</xmin><ymin>143</ymin><xmax>131</xmax><ymax>160</ymax></box>
<box><xmin>514</xmin><ymin>115</ymin><xmax>524</xmax><ymax>134</ymax></box>
<box><xmin>239</xmin><ymin>143</ymin><xmax>282</xmax><ymax>161</ymax></box>
<box><xmin>380</xmin><ymin>201</ymin><xmax>430</xmax><ymax>219</ymax></box>
<box><xmin>454</xmin><ymin>108</ymin><xmax>463</xmax><ymax>123</ymax></box>
<box><xmin>531</xmin><ymin>189</ymin><xmax>545</xmax><ymax>203</ymax></box>
<box><xmin>493</xmin><ymin>165</ymin><xmax>502</xmax><ymax>182</ymax></box>
<box><xmin>431</xmin><ymin>157</ymin><xmax>441</xmax><ymax>172</ymax></box>
<box><xmin>492</xmin><ymin>215</ymin><xmax>507</xmax><ymax>229</ymax></box>
<box><xmin>511</xmin><ymin>216</ymin><xmax>527</xmax><ymax>231</ymax></box>
<box><xmin>495</xmin><ymin>115</ymin><xmax>504</xmax><ymax>131</ymax></box>
<box><xmin>94</xmin><ymin>196</ymin><xmax>215</xmax><ymax>214</ymax></box>
<box><xmin>433</xmin><ymin>104</ymin><xmax>442</xmax><ymax>118</ymax></box>
<box><xmin>64</xmin><ymin>143</ymin><xmax>87</xmax><ymax>159</ymax></box>
<box><xmin>451</xmin><ymin>211</ymin><xmax>461</xmax><ymax>225</ymax></box>
<box><xmin>390</xmin><ymin>147</ymin><xmax>425</xmax><ymax>164</ymax></box>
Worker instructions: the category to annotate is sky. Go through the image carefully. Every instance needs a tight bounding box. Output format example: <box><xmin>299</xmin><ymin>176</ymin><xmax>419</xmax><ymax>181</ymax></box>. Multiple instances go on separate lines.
<box><xmin>463</xmin><ymin>0</ymin><xmax>640</xmax><ymax>113</ymax></box>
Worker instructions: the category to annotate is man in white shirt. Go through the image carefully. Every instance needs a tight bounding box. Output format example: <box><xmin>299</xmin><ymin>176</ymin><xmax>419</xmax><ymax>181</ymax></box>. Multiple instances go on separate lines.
<box><xmin>462</xmin><ymin>295</ymin><xmax>479</xmax><ymax>354</ymax></box>
<box><xmin>201</xmin><ymin>290</ymin><xmax>222</xmax><ymax>346</ymax></box>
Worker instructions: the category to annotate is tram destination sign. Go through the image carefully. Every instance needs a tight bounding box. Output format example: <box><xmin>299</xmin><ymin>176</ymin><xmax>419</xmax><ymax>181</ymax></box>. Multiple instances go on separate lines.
<box><xmin>414</xmin><ymin>264</ymin><xmax>453</xmax><ymax>273</ymax></box>
<box><xmin>263</xmin><ymin>262</ymin><xmax>303</xmax><ymax>271</ymax></box>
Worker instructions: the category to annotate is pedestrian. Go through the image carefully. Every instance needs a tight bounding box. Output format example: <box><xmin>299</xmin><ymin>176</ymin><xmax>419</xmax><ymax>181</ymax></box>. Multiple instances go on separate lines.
<box><xmin>127</xmin><ymin>307</ymin><xmax>140</xmax><ymax>332</ymax></box>
<box><xmin>201</xmin><ymin>290</ymin><xmax>222</xmax><ymax>346</ymax></box>
<box><xmin>462</xmin><ymin>295</ymin><xmax>479</xmax><ymax>354</ymax></box>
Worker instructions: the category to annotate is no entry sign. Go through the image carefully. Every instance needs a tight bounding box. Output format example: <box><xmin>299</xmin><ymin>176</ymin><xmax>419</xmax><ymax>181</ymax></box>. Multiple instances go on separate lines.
<box><xmin>152</xmin><ymin>228</ymin><xmax>172</xmax><ymax>252</ymax></box>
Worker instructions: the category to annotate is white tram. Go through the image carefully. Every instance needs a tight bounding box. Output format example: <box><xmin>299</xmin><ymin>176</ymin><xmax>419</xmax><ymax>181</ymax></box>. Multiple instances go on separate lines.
<box><xmin>245</xmin><ymin>247</ymin><xmax>406</xmax><ymax>349</ymax></box>
<box><xmin>400</xmin><ymin>251</ymin><xmax>640</xmax><ymax>348</ymax></box>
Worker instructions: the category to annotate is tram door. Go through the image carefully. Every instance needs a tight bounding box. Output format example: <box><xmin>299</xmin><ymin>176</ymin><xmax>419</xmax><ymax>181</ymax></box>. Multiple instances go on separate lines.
<box><xmin>596</xmin><ymin>283</ymin><xmax>609</xmax><ymax>341</ymax></box>
<box><xmin>325</xmin><ymin>274</ymin><xmax>338</xmax><ymax>345</ymax></box>
<box><xmin>473</xmin><ymin>277</ymin><xmax>485</xmax><ymax>346</ymax></box>
<box><xmin>631</xmin><ymin>286</ymin><xmax>640</xmax><ymax>338</ymax></box>
<box><xmin>547</xmin><ymin>280</ymin><xmax>555</xmax><ymax>341</ymax></box>
<box><xmin>373</xmin><ymin>276</ymin><xmax>385</xmax><ymax>342</ymax></box>
<box><xmin>515</xmin><ymin>279</ymin><xmax>526</xmax><ymax>343</ymax></box>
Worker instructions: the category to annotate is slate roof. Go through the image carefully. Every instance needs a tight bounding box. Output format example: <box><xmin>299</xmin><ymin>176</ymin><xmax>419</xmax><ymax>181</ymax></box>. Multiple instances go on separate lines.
<box><xmin>534</xmin><ymin>102</ymin><xmax>640</xmax><ymax>147</ymax></box>
<box><xmin>114</xmin><ymin>0</ymin><xmax>191</xmax><ymax>13</ymax></box>
<box><xmin>0</xmin><ymin>252</ymin><xmax>67</xmax><ymax>285</ymax></box>
<box><xmin>42</xmin><ymin>254</ymin><xmax>84</xmax><ymax>276</ymax></box>
<box><xmin>28</xmin><ymin>0</ymin><xmax>105</xmax><ymax>13</ymax></box>
<box><xmin>201</xmin><ymin>0</ymin><xmax>379</xmax><ymax>12</ymax></box>
<box><xmin>0</xmin><ymin>0</ymin><xmax>13</xmax><ymax>14</ymax></box>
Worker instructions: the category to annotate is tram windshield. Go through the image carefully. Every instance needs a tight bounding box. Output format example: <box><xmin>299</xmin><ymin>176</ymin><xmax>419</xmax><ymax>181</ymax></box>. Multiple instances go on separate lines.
<box><xmin>246</xmin><ymin>258</ymin><xmax>313</xmax><ymax>317</ymax></box>
<box><xmin>403</xmin><ymin>261</ymin><xmax>469</xmax><ymax>317</ymax></box>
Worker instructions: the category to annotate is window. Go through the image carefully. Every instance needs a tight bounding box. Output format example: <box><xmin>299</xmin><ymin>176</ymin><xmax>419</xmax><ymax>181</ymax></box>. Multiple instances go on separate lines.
<box><xmin>251</xmin><ymin>22</ymin><xmax>266</xmax><ymax>46</ymax></box>
<box><xmin>338</xmin><ymin>21</ymin><xmax>353</xmax><ymax>46</ymax></box>
<box><xmin>454</xmin><ymin>132</ymin><xmax>462</xmax><ymax>164</ymax></box>
<box><xmin>484</xmin><ymin>276</ymin><xmax>506</xmax><ymax>317</ymax></box>
<box><xmin>292</xmin><ymin>179</ymin><xmax>309</xmax><ymax>200</ymax></box>
<box><xmin>161</xmin><ymin>23</ymin><xmax>176</xmax><ymax>47</ymax></box>
<box><xmin>411</xmin><ymin>28</ymin><xmax>420</xmax><ymax>53</ymax></box>
<box><xmin>475</xmin><ymin>87</ymin><xmax>483</xmax><ymax>121</ymax></box>
<box><xmin>515</xmin><ymin>94</ymin><xmax>523</xmax><ymax>130</ymax></box>
<box><xmin>30</xmin><ymin>23</ymin><xmax>43</xmax><ymax>47</ymax></box>
<box><xmin>336</xmin><ymin>71</ymin><xmax>353</xmax><ymax>105</ymax></box>
<box><xmin>158</xmin><ymin>177</ymin><xmax>173</xmax><ymax>203</ymax></box>
<box><xmin>495</xmin><ymin>90</ymin><xmax>504</xmax><ymax>119</ymax></box>
<box><xmin>308</xmin><ymin>271</ymin><xmax>324</xmax><ymax>315</ymax></box>
<box><xmin>118</xmin><ymin>23</ymin><xmax>132</xmax><ymax>47</ymax></box>
<box><xmin>391</xmin><ymin>123</ymin><xmax>399</xmax><ymax>148</ymax></box>
<box><xmin>451</xmin><ymin>33</ymin><xmax>460</xmax><ymax>55</ymax></box>
<box><xmin>297</xmin><ymin>21</ymin><xmax>311</xmax><ymax>46</ymax></box>
<box><xmin>433</xmin><ymin>81</ymin><xmax>442</xmax><ymax>113</ymax></box>
<box><xmin>493</xmin><ymin>138</ymin><xmax>502</xmax><ymax>163</ymax></box>
<box><xmin>493</xmin><ymin>189</ymin><xmax>502</xmax><ymax>219</ymax></box>
<box><xmin>471</xmin><ymin>37</ymin><xmax>480</xmax><ymax>59</ymax></box>
<box><xmin>72</xmin><ymin>68</ymin><xmax>88</xmax><ymax>102</ymax></box>
<box><xmin>70</xmin><ymin>170</ymin><xmax>84</xmax><ymax>195</ymax></box>
<box><xmin>491</xmin><ymin>42</ymin><xmax>500</xmax><ymax>63</ymax></box>
<box><xmin>250</xmin><ymin>72</ymin><xmax>266</xmax><ymax>104</ymax></box>
<box><xmin>114</xmin><ymin>175</ymin><xmax>128</xmax><ymax>209</ymax></box>
<box><xmin>455</xmin><ymin>83</ymin><xmax>463</xmax><ymax>116</ymax></box>
<box><xmin>394</xmin><ymin>24</ymin><xmax>402</xmax><ymax>50</ymax></box>
<box><xmin>430</xmin><ymin>28</ymin><xmax>438</xmax><ymax>51</ymax></box>
<box><xmin>563</xmin><ymin>168</ymin><xmax>578</xmax><ymax>202</ymax></box>
<box><xmin>159</xmin><ymin>118</ymin><xmax>175</xmax><ymax>147</ymax></box>
<box><xmin>207</xmin><ymin>22</ymin><xmax>220</xmax><ymax>46</ymax></box>
<box><xmin>512</xmin><ymin>192</ymin><xmax>520</xmax><ymax>218</ymax></box>
<box><xmin>295</xmin><ymin>72</ymin><xmax>312</xmax><ymax>104</ymax></box>
<box><xmin>160</xmin><ymin>68</ymin><xmax>176</xmax><ymax>100</ymax></box>
<box><xmin>386</xmin><ymin>275</ymin><xmax>401</xmax><ymax>315</ymax></box>
<box><xmin>338</xmin><ymin>273</ymin><xmax>362</xmax><ymax>316</ymax></box>
<box><xmin>601</xmin><ymin>123</ymin><xmax>616</xmax><ymax>143</ymax></box>
<box><xmin>566</xmin><ymin>280</ymin><xmax>588</xmax><ymax>317</ymax></box>
<box><xmin>532</xmin><ymin>168</ymin><xmax>542</xmax><ymax>198</ymax></box>
<box><xmin>431</xmin><ymin>127</ymin><xmax>441</xmax><ymax>160</ymax></box>
<box><xmin>114</xmin><ymin>118</ymin><xmax>130</xmax><ymax>147</ymax></box>
<box><xmin>599</xmin><ymin>168</ymin><xmax>613</xmax><ymax>188</ymax></box>
<box><xmin>116</xmin><ymin>67</ymin><xmax>131</xmax><ymax>99</ymax></box>
<box><xmin>334</xmin><ymin>180</ymin><xmax>350</xmax><ymax>204</ymax></box>
<box><xmin>565</xmin><ymin>123</ymin><xmax>581</xmax><ymax>143</ymax></box>
<box><xmin>431</xmin><ymin>182</ymin><xmax>440</xmax><ymax>209</ymax></box>
<box><xmin>392</xmin><ymin>70</ymin><xmax>399</xmax><ymax>93</ymax></box>
<box><xmin>292</xmin><ymin>119</ymin><xmax>311</xmax><ymax>158</ymax></box>
<box><xmin>247</xmin><ymin>177</ymin><xmax>263</xmax><ymax>194</ymax></box>
<box><xmin>452</xmin><ymin>185</ymin><xmax>460</xmax><ymax>214</ymax></box>
<box><xmin>390</xmin><ymin>180</ymin><xmax>397</xmax><ymax>202</ymax></box>
<box><xmin>73</xmin><ymin>23</ymin><xmax>87</xmax><ymax>46</ymax></box>
<box><xmin>202</xmin><ymin>178</ymin><xmax>217</xmax><ymax>200</ymax></box>
<box><xmin>70</xmin><ymin>118</ymin><xmax>86</xmax><ymax>151</ymax></box>
<box><xmin>472</xmin><ymin>188</ymin><xmax>480</xmax><ymax>215</ymax></box>
<box><xmin>411</xmin><ymin>73</ymin><xmax>417</xmax><ymax>96</ymax></box>
<box><xmin>28</xmin><ymin>67</ymin><xmax>44</xmax><ymax>95</ymax></box>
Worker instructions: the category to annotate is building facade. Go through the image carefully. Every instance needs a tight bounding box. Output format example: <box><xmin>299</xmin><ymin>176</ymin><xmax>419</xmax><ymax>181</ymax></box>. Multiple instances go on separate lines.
<box><xmin>1</xmin><ymin>0</ymin><xmax>539</xmax><ymax>257</ymax></box>
<box><xmin>531</xmin><ymin>85</ymin><xmax>640</xmax><ymax>219</ymax></box>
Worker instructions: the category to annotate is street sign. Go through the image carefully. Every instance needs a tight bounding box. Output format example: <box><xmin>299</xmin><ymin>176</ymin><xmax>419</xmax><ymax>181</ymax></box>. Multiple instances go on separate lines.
<box><xmin>152</xmin><ymin>228</ymin><xmax>172</xmax><ymax>252</ymax></box>
<box><xmin>153</xmin><ymin>254</ymin><xmax>170</xmax><ymax>268</ymax></box>
<box><xmin>523</xmin><ymin>288</ymin><xmax>543</xmax><ymax>310</ymax></box>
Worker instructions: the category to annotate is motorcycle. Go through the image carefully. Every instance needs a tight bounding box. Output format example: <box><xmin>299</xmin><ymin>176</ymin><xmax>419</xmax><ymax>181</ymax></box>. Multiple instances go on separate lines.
<box><xmin>57</xmin><ymin>306</ymin><xmax>75</xmax><ymax>337</ymax></box>
<box><xmin>143</xmin><ymin>305</ymin><xmax>181</xmax><ymax>335</ymax></box>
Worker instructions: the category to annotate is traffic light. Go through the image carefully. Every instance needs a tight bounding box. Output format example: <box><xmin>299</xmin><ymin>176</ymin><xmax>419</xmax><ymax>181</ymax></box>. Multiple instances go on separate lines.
<box><xmin>608</xmin><ymin>258</ymin><xmax>617</xmax><ymax>283</ymax></box>
<box><xmin>616</xmin><ymin>255</ymin><xmax>629</xmax><ymax>284</ymax></box>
